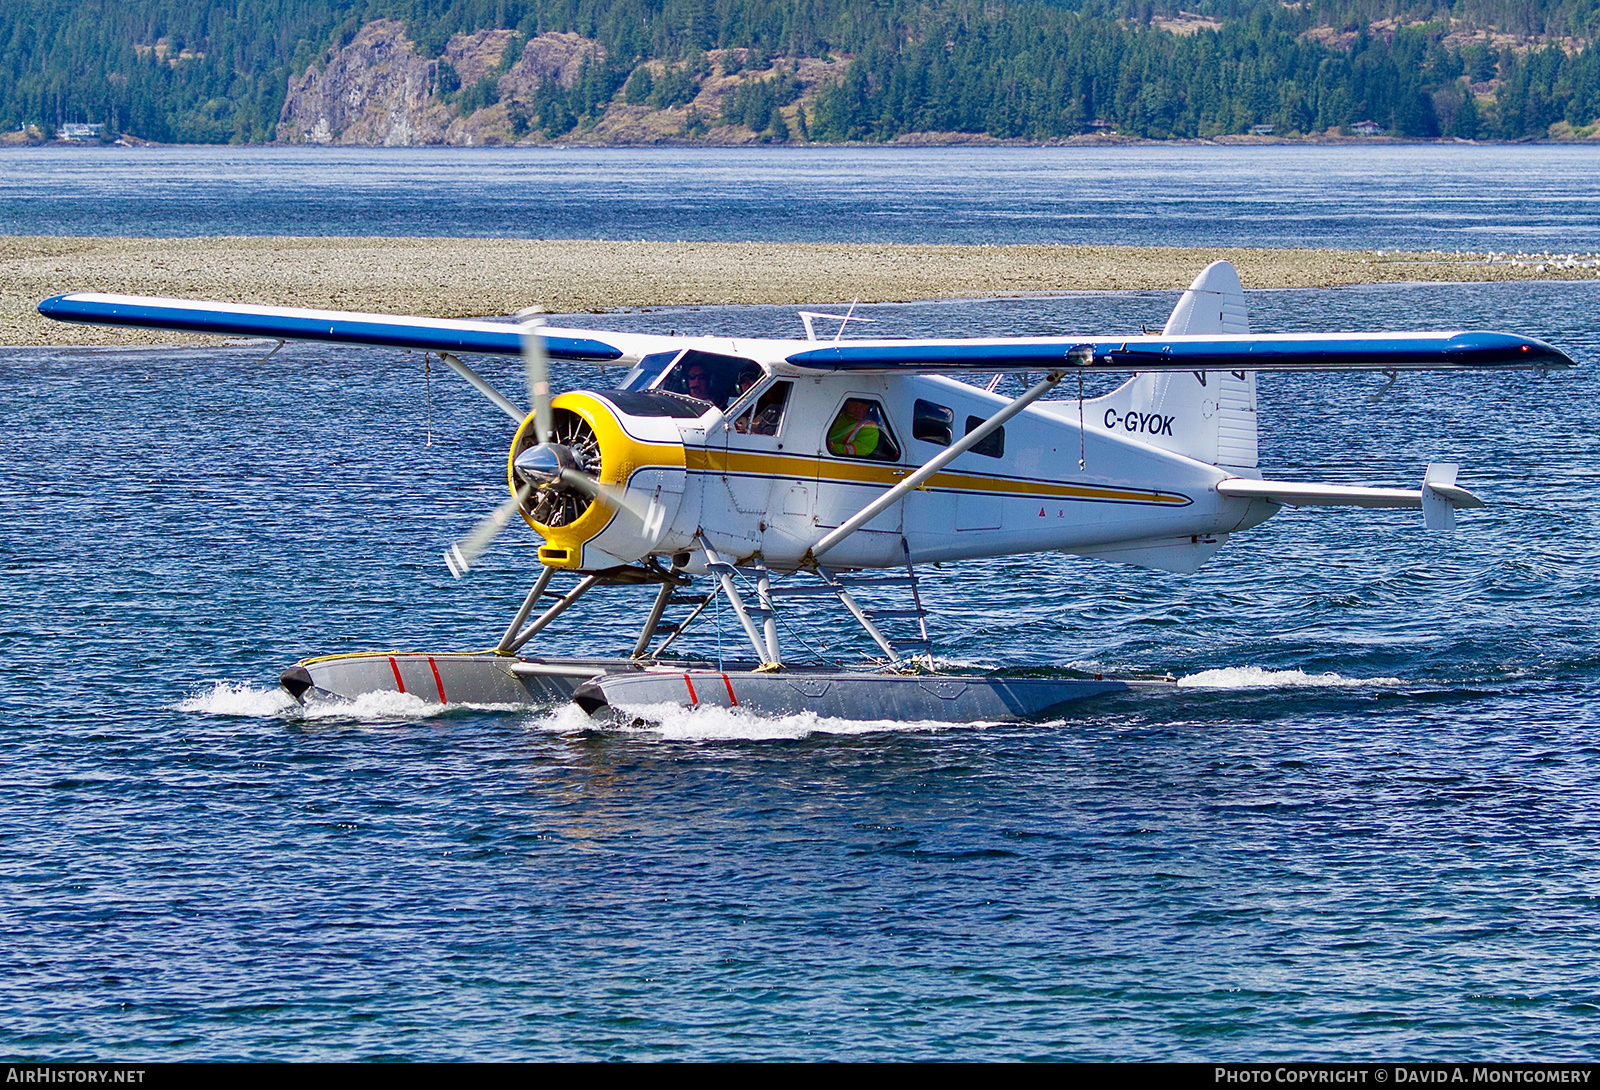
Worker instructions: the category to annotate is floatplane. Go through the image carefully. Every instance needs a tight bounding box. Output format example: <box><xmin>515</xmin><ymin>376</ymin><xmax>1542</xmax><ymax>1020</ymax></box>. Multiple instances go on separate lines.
<box><xmin>38</xmin><ymin>262</ymin><xmax>1574</xmax><ymax>722</ymax></box>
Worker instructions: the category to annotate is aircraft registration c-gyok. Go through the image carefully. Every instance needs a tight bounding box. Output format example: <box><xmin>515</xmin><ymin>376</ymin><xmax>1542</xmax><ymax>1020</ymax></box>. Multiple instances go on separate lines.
<box><xmin>37</xmin><ymin>261</ymin><xmax>1576</xmax><ymax>722</ymax></box>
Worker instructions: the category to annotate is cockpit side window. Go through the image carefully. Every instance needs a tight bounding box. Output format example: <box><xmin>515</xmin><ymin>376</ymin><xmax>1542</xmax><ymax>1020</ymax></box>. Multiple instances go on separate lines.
<box><xmin>827</xmin><ymin>397</ymin><xmax>901</xmax><ymax>462</ymax></box>
<box><xmin>655</xmin><ymin>350</ymin><xmax>761</xmax><ymax>411</ymax></box>
<box><xmin>733</xmin><ymin>381</ymin><xmax>791</xmax><ymax>437</ymax></box>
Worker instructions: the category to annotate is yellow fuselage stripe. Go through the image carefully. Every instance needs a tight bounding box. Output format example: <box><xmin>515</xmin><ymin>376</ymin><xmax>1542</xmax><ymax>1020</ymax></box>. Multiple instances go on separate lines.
<box><xmin>685</xmin><ymin>447</ymin><xmax>1189</xmax><ymax>505</ymax></box>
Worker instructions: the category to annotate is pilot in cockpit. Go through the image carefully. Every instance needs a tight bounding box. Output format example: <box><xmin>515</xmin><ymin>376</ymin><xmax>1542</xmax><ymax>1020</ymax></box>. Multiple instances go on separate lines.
<box><xmin>656</xmin><ymin>355</ymin><xmax>768</xmax><ymax>409</ymax></box>
<box><xmin>683</xmin><ymin>361</ymin><xmax>714</xmax><ymax>405</ymax></box>
<box><xmin>660</xmin><ymin>353</ymin><xmax>745</xmax><ymax>410</ymax></box>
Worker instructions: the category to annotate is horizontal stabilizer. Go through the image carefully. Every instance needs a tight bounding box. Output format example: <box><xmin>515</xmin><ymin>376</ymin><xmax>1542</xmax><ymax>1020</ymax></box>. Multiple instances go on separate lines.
<box><xmin>36</xmin><ymin>293</ymin><xmax>633</xmax><ymax>362</ymax></box>
<box><xmin>1218</xmin><ymin>463</ymin><xmax>1483</xmax><ymax>531</ymax></box>
<box><xmin>1421</xmin><ymin>462</ymin><xmax>1473</xmax><ymax>531</ymax></box>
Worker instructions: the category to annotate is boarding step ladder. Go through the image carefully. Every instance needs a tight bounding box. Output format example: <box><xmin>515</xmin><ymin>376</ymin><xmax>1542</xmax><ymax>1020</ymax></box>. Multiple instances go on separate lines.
<box><xmin>768</xmin><ymin>559</ymin><xmax>935</xmax><ymax>668</ymax></box>
<box><xmin>632</xmin><ymin>550</ymin><xmax>935</xmax><ymax>670</ymax></box>
<box><xmin>635</xmin><ymin>587</ymin><xmax>715</xmax><ymax>660</ymax></box>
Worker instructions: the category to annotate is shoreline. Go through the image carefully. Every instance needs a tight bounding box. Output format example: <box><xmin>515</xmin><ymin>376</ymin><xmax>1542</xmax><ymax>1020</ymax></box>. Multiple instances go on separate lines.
<box><xmin>5</xmin><ymin>235</ymin><xmax>1596</xmax><ymax>347</ymax></box>
<box><xmin>14</xmin><ymin>135</ymin><xmax>1600</xmax><ymax>149</ymax></box>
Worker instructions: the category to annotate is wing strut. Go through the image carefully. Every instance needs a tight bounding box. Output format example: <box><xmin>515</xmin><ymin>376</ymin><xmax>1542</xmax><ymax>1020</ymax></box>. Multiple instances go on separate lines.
<box><xmin>439</xmin><ymin>351</ymin><xmax>525</xmax><ymax>424</ymax></box>
<box><xmin>807</xmin><ymin>368</ymin><xmax>1068</xmax><ymax>563</ymax></box>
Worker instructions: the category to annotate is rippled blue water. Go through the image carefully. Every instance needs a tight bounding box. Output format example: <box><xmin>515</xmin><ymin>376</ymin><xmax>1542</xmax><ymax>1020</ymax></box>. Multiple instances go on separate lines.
<box><xmin>7</xmin><ymin>149</ymin><xmax>1600</xmax><ymax>1059</ymax></box>
<box><xmin>3</xmin><ymin>144</ymin><xmax>1600</xmax><ymax>251</ymax></box>
<box><xmin>5</xmin><ymin>270</ymin><xmax>1599</xmax><ymax>1059</ymax></box>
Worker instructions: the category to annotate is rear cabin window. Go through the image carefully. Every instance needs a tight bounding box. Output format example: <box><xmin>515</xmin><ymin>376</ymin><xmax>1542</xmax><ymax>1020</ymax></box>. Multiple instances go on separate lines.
<box><xmin>964</xmin><ymin>415</ymin><xmax>1005</xmax><ymax>458</ymax></box>
<box><xmin>827</xmin><ymin>397</ymin><xmax>901</xmax><ymax>462</ymax></box>
<box><xmin>913</xmin><ymin>399</ymin><xmax>954</xmax><ymax>445</ymax></box>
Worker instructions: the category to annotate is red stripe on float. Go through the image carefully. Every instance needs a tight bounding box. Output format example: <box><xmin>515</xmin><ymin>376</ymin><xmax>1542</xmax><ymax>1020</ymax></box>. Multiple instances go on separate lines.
<box><xmin>388</xmin><ymin>656</ymin><xmax>406</xmax><ymax>694</ymax></box>
<box><xmin>722</xmin><ymin>674</ymin><xmax>738</xmax><ymax>706</ymax></box>
<box><xmin>683</xmin><ymin>674</ymin><xmax>698</xmax><ymax>705</ymax></box>
<box><xmin>428</xmin><ymin>657</ymin><xmax>447</xmax><ymax>703</ymax></box>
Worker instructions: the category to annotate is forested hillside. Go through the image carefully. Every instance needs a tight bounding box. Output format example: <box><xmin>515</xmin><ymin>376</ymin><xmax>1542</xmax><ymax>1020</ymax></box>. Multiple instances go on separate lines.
<box><xmin>3</xmin><ymin>0</ymin><xmax>1598</xmax><ymax>144</ymax></box>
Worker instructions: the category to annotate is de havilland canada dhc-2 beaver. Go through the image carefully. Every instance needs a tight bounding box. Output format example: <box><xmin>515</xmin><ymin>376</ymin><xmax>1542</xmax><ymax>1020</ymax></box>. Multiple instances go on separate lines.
<box><xmin>39</xmin><ymin>262</ymin><xmax>1575</xmax><ymax>722</ymax></box>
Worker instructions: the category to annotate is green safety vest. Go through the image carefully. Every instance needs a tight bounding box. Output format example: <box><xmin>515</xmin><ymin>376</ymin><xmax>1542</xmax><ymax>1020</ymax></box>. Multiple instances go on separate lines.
<box><xmin>829</xmin><ymin>414</ymin><xmax>880</xmax><ymax>457</ymax></box>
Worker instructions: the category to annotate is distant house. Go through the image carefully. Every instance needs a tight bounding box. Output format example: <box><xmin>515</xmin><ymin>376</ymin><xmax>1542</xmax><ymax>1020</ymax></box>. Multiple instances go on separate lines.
<box><xmin>59</xmin><ymin>122</ymin><xmax>104</xmax><ymax>141</ymax></box>
<box><xmin>1250</xmin><ymin>124</ymin><xmax>1275</xmax><ymax>135</ymax></box>
<box><xmin>1088</xmin><ymin>118</ymin><xmax>1113</xmax><ymax>131</ymax></box>
<box><xmin>1351</xmin><ymin>120</ymin><xmax>1383</xmax><ymax>137</ymax></box>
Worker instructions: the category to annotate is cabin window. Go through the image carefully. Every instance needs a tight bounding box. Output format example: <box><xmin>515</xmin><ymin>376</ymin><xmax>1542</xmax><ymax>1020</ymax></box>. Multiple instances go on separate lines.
<box><xmin>654</xmin><ymin>350</ymin><xmax>761</xmax><ymax>410</ymax></box>
<box><xmin>827</xmin><ymin>397</ymin><xmax>901</xmax><ymax>462</ymax></box>
<box><xmin>912</xmin><ymin>399</ymin><xmax>954</xmax><ymax>445</ymax></box>
<box><xmin>964</xmin><ymin>415</ymin><xmax>1005</xmax><ymax>458</ymax></box>
<box><xmin>733</xmin><ymin>381</ymin><xmax>791</xmax><ymax>437</ymax></box>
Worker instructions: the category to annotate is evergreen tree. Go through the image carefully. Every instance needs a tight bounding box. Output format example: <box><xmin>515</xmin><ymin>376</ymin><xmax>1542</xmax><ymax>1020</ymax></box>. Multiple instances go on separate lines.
<box><xmin>0</xmin><ymin>0</ymin><xmax>1592</xmax><ymax>144</ymax></box>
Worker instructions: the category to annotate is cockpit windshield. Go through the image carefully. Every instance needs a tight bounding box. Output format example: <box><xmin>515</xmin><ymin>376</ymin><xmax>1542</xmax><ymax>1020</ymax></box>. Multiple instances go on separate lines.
<box><xmin>654</xmin><ymin>350</ymin><xmax>762</xmax><ymax>411</ymax></box>
<box><xmin>617</xmin><ymin>350</ymin><xmax>680</xmax><ymax>392</ymax></box>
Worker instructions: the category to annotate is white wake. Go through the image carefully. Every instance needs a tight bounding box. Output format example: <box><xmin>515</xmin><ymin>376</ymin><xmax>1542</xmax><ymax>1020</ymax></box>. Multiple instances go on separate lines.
<box><xmin>534</xmin><ymin>701</ymin><xmax>960</xmax><ymax>741</ymax></box>
<box><xmin>175</xmin><ymin>681</ymin><xmax>524</xmax><ymax>720</ymax></box>
<box><xmin>1177</xmin><ymin>666</ymin><xmax>1402</xmax><ymax>689</ymax></box>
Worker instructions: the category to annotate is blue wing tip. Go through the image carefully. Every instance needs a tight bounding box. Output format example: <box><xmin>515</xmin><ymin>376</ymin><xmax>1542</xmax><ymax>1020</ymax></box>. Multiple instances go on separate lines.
<box><xmin>1450</xmin><ymin>331</ymin><xmax>1576</xmax><ymax>368</ymax></box>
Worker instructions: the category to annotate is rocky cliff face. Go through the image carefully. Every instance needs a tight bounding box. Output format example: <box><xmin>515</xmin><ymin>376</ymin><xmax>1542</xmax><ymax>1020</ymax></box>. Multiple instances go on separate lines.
<box><xmin>276</xmin><ymin>19</ymin><xmax>838</xmax><ymax>146</ymax></box>
<box><xmin>278</xmin><ymin>21</ymin><xmax>444</xmax><ymax>145</ymax></box>
<box><xmin>277</xmin><ymin>21</ymin><xmax>603</xmax><ymax>146</ymax></box>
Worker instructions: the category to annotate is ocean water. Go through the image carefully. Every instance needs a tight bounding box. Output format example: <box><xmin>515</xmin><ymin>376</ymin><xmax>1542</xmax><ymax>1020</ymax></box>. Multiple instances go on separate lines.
<box><xmin>4</xmin><ymin>150</ymin><xmax>1600</xmax><ymax>1060</ymax></box>
<box><xmin>5</xmin><ymin>278</ymin><xmax>1599</xmax><ymax>1060</ymax></box>
<box><xmin>1</xmin><ymin>144</ymin><xmax>1599</xmax><ymax>251</ymax></box>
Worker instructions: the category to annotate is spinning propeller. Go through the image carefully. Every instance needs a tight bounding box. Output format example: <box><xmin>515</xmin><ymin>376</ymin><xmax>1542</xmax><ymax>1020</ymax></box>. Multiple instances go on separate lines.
<box><xmin>442</xmin><ymin>308</ymin><xmax>660</xmax><ymax>579</ymax></box>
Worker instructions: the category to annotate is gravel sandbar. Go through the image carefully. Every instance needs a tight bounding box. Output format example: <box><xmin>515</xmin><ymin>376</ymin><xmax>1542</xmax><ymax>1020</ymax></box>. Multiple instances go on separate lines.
<box><xmin>5</xmin><ymin>235</ymin><xmax>1593</xmax><ymax>347</ymax></box>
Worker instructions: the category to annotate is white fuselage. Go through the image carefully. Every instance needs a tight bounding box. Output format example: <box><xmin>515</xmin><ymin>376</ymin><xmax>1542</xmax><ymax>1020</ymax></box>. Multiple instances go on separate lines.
<box><xmin>574</xmin><ymin>368</ymin><xmax>1277</xmax><ymax>575</ymax></box>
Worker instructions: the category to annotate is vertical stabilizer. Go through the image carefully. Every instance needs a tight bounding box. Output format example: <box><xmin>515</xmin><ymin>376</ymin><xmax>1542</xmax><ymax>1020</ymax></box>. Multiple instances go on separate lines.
<box><xmin>1162</xmin><ymin>259</ymin><xmax>1250</xmax><ymax>337</ymax></box>
<box><xmin>1070</xmin><ymin>260</ymin><xmax>1259</xmax><ymax>472</ymax></box>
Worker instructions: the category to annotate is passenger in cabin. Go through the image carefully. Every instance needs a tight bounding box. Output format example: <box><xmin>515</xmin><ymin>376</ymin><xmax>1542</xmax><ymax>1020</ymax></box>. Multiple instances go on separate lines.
<box><xmin>749</xmin><ymin>382</ymin><xmax>788</xmax><ymax>436</ymax></box>
<box><xmin>827</xmin><ymin>397</ymin><xmax>899</xmax><ymax>460</ymax></box>
<box><xmin>731</xmin><ymin>372</ymin><xmax>759</xmax><ymax>433</ymax></box>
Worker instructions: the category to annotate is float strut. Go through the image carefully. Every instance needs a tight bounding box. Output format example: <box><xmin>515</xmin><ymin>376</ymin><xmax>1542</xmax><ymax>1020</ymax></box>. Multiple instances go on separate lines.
<box><xmin>756</xmin><ymin>567</ymin><xmax>781</xmax><ymax>664</ymax></box>
<box><xmin>632</xmin><ymin>576</ymin><xmax>678</xmax><ymax>659</ymax></box>
<box><xmin>505</xmin><ymin>574</ymin><xmax>600</xmax><ymax>654</ymax></box>
<box><xmin>814</xmin><ymin>563</ymin><xmax>902</xmax><ymax>667</ymax></box>
<box><xmin>649</xmin><ymin>589</ymin><xmax>714</xmax><ymax>659</ymax></box>
<box><xmin>700</xmin><ymin>540</ymin><xmax>779</xmax><ymax>668</ymax></box>
<box><xmin>496</xmin><ymin>565</ymin><xmax>557</xmax><ymax>654</ymax></box>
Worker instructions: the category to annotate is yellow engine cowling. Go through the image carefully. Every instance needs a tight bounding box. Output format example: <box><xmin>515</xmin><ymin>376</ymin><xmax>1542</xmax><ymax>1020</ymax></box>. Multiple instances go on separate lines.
<box><xmin>507</xmin><ymin>392</ymin><xmax>688</xmax><ymax>571</ymax></box>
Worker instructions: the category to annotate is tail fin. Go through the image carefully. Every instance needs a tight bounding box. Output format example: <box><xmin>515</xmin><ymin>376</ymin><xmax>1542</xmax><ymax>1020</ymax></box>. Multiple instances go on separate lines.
<box><xmin>1161</xmin><ymin>259</ymin><xmax>1250</xmax><ymax>338</ymax></box>
<box><xmin>1078</xmin><ymin>260</ymin><xmax>1259</xmax><ymax>473</ymax></box>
